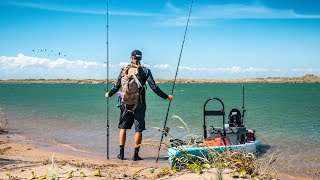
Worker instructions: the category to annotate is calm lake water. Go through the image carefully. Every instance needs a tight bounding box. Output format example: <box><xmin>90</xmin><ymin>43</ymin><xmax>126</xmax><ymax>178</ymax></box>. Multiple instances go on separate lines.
<box><xmin>0</xmin><ymin>83</ymin><xmax>319</xmax><ymax>178</ymax></box>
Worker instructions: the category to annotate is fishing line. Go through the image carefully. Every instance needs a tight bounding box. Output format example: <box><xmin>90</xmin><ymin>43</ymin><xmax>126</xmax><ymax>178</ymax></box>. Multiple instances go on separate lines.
<box><xmin>156</xmin><ymin>0</ymin><xmax>194</xmax><ymax>163</ymax></box>
<box><xmin>106</xmin><ymin>0</ymin><xmax>110</xmax><ymax>160</ymax></box>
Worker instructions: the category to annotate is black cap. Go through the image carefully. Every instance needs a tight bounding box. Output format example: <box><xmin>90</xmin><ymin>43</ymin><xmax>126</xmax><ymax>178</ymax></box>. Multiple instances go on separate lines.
<box><xmin>131</xmin><ymin>50</ymin><xmax>142</xmax><ymax>58</ymax></box>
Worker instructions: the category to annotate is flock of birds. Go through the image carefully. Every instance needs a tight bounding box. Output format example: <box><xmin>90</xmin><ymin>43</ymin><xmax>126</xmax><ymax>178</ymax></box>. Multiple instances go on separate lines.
<box><xmin>32</xmin><ymin>49</ymin><xmax>67</xmax><ymax>57</ymax></box>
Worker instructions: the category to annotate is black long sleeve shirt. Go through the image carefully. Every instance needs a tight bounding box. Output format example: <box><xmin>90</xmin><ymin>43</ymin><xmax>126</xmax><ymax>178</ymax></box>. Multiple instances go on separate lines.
<box><xmin>108</xmin><ymin>65</ymin><xmax>168</xmax><ymax>103</ymax></box>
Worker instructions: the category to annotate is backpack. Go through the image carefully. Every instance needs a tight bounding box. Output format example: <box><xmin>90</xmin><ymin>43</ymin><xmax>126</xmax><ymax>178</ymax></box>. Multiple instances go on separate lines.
<box><xmin>120</xmin><ymin>64</ymin><xmax>142</xmax><ymax>108</ymax></box>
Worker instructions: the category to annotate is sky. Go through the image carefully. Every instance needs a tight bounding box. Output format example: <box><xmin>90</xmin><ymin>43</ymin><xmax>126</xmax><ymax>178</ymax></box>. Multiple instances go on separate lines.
<box><xmin>0</xmin><ymin>0</ymin><xmax>320</xmax><ymax>80</ymax></box>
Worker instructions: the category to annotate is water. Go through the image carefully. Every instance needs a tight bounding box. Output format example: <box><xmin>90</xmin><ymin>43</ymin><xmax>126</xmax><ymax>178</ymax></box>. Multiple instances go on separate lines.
<box><xmin>1</xmin><ymin>83</ymin><xmax>319</xmax><ymax>178</ymax></box>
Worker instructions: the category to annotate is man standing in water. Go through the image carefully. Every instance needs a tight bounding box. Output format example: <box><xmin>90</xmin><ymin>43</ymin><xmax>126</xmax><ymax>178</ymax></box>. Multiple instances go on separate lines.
<box><xmin>105</xmin><ymin>50</ymin><xmax>173</xmax><ymax>161</ymax></box>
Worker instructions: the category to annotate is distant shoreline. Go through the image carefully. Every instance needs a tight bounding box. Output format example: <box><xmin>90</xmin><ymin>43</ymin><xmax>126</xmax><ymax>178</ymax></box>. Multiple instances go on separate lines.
<box><xmin>0</xmin><ymin>74</ymin><xmax>319</xmax><ymax>84</ymax></box>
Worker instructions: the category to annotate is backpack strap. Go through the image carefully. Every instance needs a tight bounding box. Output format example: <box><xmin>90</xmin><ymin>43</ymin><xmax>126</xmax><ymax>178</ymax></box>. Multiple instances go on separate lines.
<box><xmin>125</xmin><ymin>104</ymin><xmax>139</xmax><ymax>112</ymax></box>
<box><xmin>133</xmin><ymin>74</ymin><xmax>142</xmax><ymax>88</ymax></box>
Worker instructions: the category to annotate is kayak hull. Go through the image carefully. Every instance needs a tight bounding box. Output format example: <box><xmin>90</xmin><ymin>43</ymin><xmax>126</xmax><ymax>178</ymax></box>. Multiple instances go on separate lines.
<box><xmin>168</xmin><ymin>140</ymin><xmax>261</xmax><ymax>165</ymax></box>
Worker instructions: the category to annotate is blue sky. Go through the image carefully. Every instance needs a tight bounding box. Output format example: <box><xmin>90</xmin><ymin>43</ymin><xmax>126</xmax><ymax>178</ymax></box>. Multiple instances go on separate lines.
<box><xmin>1</xmin><ymin>0</ymin><xmax>320</xmax><ymax>79</ymax></box>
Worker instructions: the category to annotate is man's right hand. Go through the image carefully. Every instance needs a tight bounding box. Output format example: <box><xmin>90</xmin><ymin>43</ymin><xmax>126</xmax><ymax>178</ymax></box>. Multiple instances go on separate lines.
<box><xmin>167</xmin><ymin>95</ymin><xmax>173</xmax><ymax>101</ymax></box>
<box><xmin>105</xmin><ymin>92</ymin><xmax>110</xmax><ymax>98</ymax></box>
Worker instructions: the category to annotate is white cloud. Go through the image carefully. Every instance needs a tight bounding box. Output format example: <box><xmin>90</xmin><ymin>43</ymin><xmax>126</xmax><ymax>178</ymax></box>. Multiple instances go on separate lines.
<box><xmin>216</xmin><ymin>66</ymin><xmax>241</xmax><ymax>73</ymax></box>
<box><xmin>291</xmin><ymin>68</ymin><xmax>320</xmax><ymax>72</ymax></box>
<box><xmin>118</xmin><ymin>62</ymin><xmax>129</xmax><ymax>68</ymax></box>
<box><xmin>166</xmin><ymin>2</ymin><xmax>182</xmax><ymax>13</ymax></box>
<box><xmin>161</xmin><ymin>17</ymin><xmax>208</xmax><ymax>27</ymax></box>
<box><xmin>243</xmin><ymin>67</ymin><xmax>268</xmax><ymax>72</ymax></box>
<box><xmin>0</xmin><ymin>54</ymin><xmax>115</xmax><ymax>79</ymax></box>
<box><xmin>163</xmin><ymin>3</ymin><xmax>320</xmax><ymax>27</ymax></box>
<box><xmin>195</xmin><ymin>4</ymin><xmax>320</xmax><ymax>19</ymax></box>
<box><xmin>179</xmin><ymin>66</ymin><xmax>266</xmax><ymax>73</ymax></box>
<box><xmin>0</xmin><ymin>54</ymin><xmax>162</xmax><ymax>79</ymax></box>
<box><xmin>9</xmin><ymin>1</ymin><xmax>161</xmax><ymax>17</ymax></box>
<box><xmin>1</xmin><ymin>54</ymin><xmax>100</xmax><ymax>69</ymax></box>
<box><xmin>153</xmin><ymin>64</ymin><xmax>171</xmax><ymax>70</ymax></box>
<box><xmin>292</xmin><ymin>68</ymin><xmax>306</xmax><ymax>72</ymax></box>
<box><xmin>1</xmin><ymin>54</ymin><xmax>318</xmax><ymax>79</ymax></box>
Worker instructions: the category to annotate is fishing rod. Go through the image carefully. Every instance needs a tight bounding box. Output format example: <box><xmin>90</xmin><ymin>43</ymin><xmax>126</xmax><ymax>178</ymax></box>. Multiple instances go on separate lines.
<box><xmin>106</xmin><ymin>0</ymin><xmax>110</xmax><ymax>160</ymax></box>
<box><xmin>156</xmin><ymin>0</ymin><xmax>194</xmax><ymax>163</ymax></box>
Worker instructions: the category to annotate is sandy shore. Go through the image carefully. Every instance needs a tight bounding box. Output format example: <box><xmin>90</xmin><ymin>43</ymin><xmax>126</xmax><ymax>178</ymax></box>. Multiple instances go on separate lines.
<box><xmin>1</xmin><ymin>134</ymin><xmax>315</xmax><ymax>180</ymax></box>
<box><xmin>0</xmin><ymin>135</ymin><xmax>242</xmax><ymax>180</ymax></box>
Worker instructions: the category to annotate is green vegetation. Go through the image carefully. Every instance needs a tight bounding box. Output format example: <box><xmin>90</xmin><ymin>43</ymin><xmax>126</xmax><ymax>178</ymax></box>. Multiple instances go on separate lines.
<box><xmin>47</xmin><ymin>153</ymin><xmax>59</xmax><ymax>180</ymax></box>
<box><xmin>169</xmin><ymin>147</ymin><xmax>269</xmax><ymax>179</ymax></box>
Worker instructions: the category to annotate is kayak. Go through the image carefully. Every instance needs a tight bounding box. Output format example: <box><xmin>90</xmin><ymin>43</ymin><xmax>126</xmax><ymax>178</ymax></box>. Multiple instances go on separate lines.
<box><xmin>167</xmin><ymin>140</ymin><xmax>261</xmax><ymax>166</ymax></box>
<box><xmin>168</xmin><ymin>140</ymin><xmax>261</xmax><ymax>159</ymax></box>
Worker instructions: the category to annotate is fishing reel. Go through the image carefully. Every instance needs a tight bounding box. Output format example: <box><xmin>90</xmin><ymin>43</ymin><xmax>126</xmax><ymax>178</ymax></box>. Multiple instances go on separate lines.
<box><xmin>164</xmin><ymin>127</ymin><xmax>170</xmax><ymax>137</ymax></box>
<box><xmin>228</xmin><ymin>108</ymin><xmax>242</xmax><ymax>127</ymax></box>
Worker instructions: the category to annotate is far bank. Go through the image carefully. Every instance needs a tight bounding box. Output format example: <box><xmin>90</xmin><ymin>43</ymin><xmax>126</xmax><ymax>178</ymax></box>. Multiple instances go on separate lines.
<box><xmin>0</xmin><ymin>74</ymin><xmax>320</xmax><ymax>84</ymax></box>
